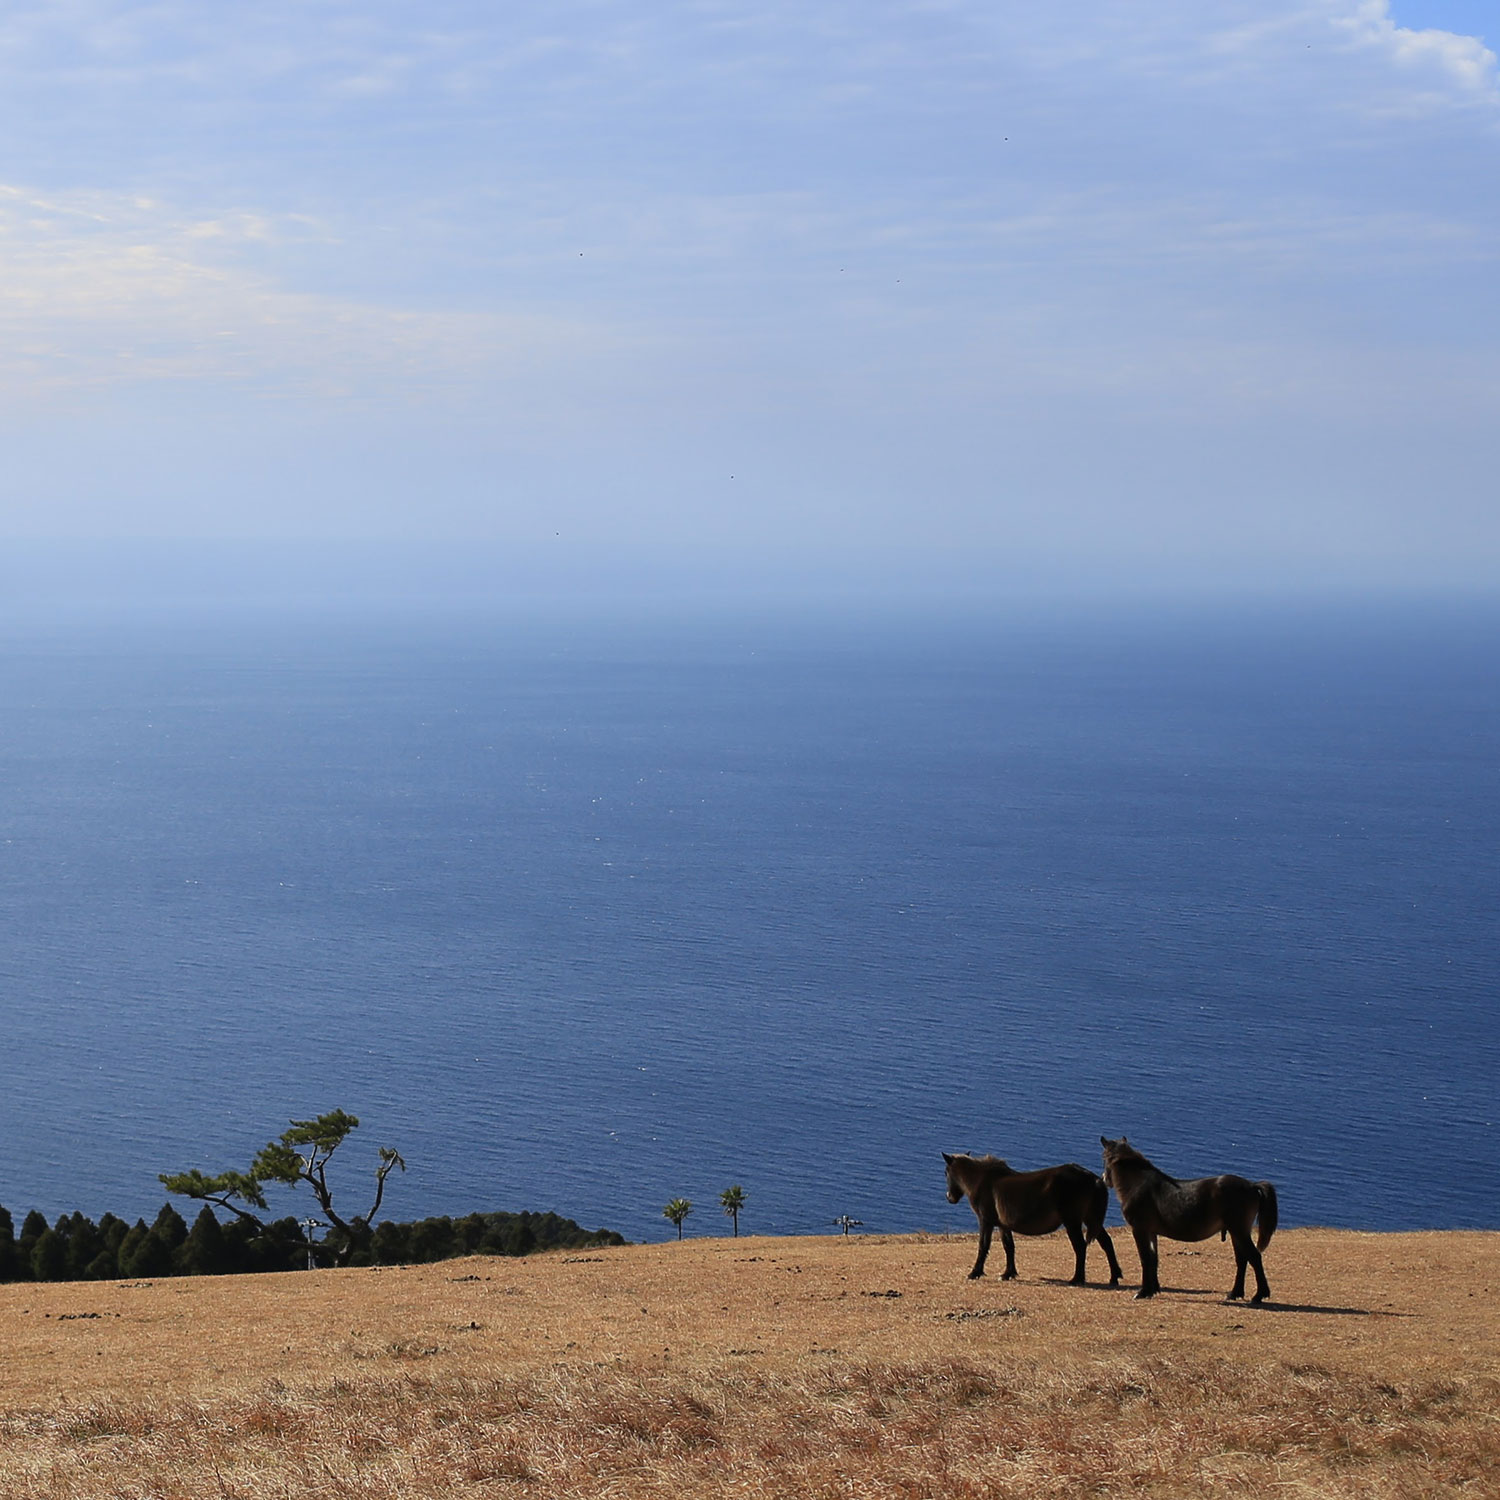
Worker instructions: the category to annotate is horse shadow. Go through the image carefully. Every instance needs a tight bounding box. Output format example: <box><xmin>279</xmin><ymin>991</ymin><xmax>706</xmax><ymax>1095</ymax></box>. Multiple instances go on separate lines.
<box><xmin>1244</xmin><ymin>1300</ymin><xmax>1408</xmax><ymax>1318</ymax></box>
<box><xmin>1037</xmin><ymin>1276</ymin><xmax>1142</xmax><ymax>1293</ymax></box>
<box><xmin>1037</xmin><ymin>1278</ymin><xmax>1217</xmax><ymax>1296</ymax></box>
<box><xmin>1037</xmin><ymin>1279</ymin><xmax>1403</xmax><ymax>1316</ymax></box>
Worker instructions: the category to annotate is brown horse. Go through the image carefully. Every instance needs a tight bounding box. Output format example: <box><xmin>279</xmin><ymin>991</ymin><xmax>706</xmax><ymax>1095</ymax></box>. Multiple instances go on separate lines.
<box><xmin>943</xmin><ymin>1152</ymin><xmax>1124</xmax><ymax>1285</ymax></box>
<box><xmin>1100</xmin><ymin>1136</ymin><xmax>1278</xmax><ymax>1303</ymax></box>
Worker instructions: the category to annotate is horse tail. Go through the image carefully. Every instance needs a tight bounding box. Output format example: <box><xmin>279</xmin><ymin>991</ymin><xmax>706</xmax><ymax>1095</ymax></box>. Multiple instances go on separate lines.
<box><xmin>1086</xmin><ymin>1176</ymin><xmax>1109</xmax><ymax>1240</ymax></box>
<box><xmin>1255</xmin><ymin>1182</ymin><xmax>1278</xmax><ymax>1250</ymax></box>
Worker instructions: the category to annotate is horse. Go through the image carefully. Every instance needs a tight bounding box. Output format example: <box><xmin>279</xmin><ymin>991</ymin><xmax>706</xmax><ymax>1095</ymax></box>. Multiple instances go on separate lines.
<box><xmin>943</xmin><ymin>1152</ymin><xmax>1124</xmax><ymax>1285</ymax></box>
<box><xmin>1100</xmin><ymin>1136</ymin><xmax>1278</xmax><ymax>1303</ymax></box>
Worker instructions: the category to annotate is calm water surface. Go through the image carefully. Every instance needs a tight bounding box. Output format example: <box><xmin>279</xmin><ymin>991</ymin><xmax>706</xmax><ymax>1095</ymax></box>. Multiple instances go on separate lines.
<box><xmin>0</xmin><ymin>601</ymin><xmax>1495</xmax><ymax>1241</ymax></box>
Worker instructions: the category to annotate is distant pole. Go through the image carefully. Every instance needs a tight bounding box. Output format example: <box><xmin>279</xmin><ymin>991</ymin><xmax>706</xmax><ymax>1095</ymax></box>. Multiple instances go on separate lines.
<box><xmin>299</xmin><ymin>1217</ymin><xmax>326</xmax><ymax>1271</ymax></box>
<box><xmin>832</xmin><ymin>1216</ymin><xmax>863</xmax><ymax>1237</ymax></box>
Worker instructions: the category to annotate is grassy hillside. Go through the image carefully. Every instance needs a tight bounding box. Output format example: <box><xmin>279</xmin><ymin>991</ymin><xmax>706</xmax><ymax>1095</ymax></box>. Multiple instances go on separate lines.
<box><xmin>1</xmin><ymin>1228</ymin><xmax>1495</xmax><ymax>1497</ymax></box>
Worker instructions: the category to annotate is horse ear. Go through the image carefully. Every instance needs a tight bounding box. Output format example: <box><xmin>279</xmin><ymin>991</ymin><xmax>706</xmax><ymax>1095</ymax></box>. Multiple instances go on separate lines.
<box><xmin>942</xmin><ymin>1152</ymin><xmax>953</xmax><ymax>1164</ymax></box>
<box><xmin>1100</xmin><ymin>1136</ymin><xmax>1109</xmax><ymax>1146</ymax></box>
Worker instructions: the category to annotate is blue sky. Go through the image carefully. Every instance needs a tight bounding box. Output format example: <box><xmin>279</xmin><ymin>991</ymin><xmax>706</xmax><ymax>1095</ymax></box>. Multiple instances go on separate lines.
<box><xmin>1</xmin><ymin>1</ymin><xmax>1496</xmax><ymax>598</ymax></box>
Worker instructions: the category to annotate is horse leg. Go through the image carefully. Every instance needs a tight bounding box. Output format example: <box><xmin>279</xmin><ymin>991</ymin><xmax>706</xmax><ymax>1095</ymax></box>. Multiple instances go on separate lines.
<box><xmin>1244</xmin><ymin>1236</ymin><xmax>1271</xmax><ymax>1304</ymax></box>
<box><xmin>999</xmin><ymin>1227</ymin><xmax>1018</xmax><ymax>1280</ymax></box>
<box><xmin>969</xmin><ymin>1217</ymin><xmax>993</xmax><ymax>1279</ymax></box>
<box><xmin>1094</xmin><ymin>1224</ymin><xmax>1124</xmax><ymax>1286</ymax></box>
<box><xmin>1064</xmin><ymin>1219</ymin><xmax>1088</xmax><ymax>1284</ymax></box>
<box><xmin>1227</xmin><ymin>1228</ymin><xmax>1249</xmax><ymax>1301</ymax></box>
<box><xmin>1132</xmin><ymin>1227</ymin><xmax>1160</xmax><ymax>1299</ymax></box>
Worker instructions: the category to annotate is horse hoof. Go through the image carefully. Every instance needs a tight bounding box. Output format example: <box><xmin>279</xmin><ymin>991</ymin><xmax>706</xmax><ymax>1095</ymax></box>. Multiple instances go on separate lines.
<box><xmin>1001</xmin><ymin>1271</ymin><xmax>1018</xmax><ymax>1281</ymax></box>
<box><xmin>1069</xmin><ymin>1276</ymin><xmax>1085</xmax><ymax>1286</ymax></box>
<box><xmin>1251</xmin><ymin>1292</ymin><xmax>1268</xmax><ymax>1305</ymax></box>
<box><xmin>1133</xmin><ymin>1289</ymin><xmax>1157</xmax><ymax>1300</ymax></box>
<box><xmin>967</xmin><ymin>1271</ymin><xmax>984</xmax><ymax>1280</ymax></box>
<box><xmin>1226</xmin><ymin>1291</ymin><xmax>1243</xmax><ymax>1302</ymax></box>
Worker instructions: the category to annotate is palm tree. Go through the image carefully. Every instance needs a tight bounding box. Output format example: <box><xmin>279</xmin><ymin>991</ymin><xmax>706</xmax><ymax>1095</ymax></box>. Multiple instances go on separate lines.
<box><xmin>663</xmin><ymin>1198</ymin><xmax>693</xmax><ymax>1240</ymax></box>
<box><xmin>719</xmin><ymin>1184</ymin><xmax>746</xmax><ymax>1237</ymax></box>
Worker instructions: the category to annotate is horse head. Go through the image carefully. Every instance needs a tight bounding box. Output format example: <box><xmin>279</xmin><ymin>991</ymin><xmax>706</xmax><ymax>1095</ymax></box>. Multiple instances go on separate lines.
<box><xmin>1099</xmin><ymin>1135</ymin><xmax>1138</xmax><ymax>1189</ymax></box>
<box><xmin>942</xmin><ymin>1152</ymin><xmax>966</xmax><ymax>1203</ymax></box>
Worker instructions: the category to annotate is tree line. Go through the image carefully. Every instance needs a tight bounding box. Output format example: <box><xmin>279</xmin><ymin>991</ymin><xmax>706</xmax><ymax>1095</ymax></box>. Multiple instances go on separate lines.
<box><xmin>0</xmin><ymin>1108</ymin><xmax>623</xmax><ymax>1284</ymax></box>
<box><xmin>0</xmin><ymin>1201</ymin><xmax>623</xmax><ymax>1284</ymax></box>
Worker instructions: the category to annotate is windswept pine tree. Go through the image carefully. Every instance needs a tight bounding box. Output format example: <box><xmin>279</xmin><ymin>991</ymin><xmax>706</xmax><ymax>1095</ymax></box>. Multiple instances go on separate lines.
<box><xmin>161</xmin><ymin>1110</ymin><xmax>405</xmax><ymax>1267</ymax></box>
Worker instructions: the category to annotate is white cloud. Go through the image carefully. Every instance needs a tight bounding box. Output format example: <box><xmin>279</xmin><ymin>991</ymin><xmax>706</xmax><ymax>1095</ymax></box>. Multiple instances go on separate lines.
<box><xmin>0</xmin><ymin>183</ymin><xmax>629</xmax><ymax>404</ymax></box>
<box><xmin>1332</xmin><ymin>0</ymin><xmax>1500</xmax><ymax>106</ymax></box>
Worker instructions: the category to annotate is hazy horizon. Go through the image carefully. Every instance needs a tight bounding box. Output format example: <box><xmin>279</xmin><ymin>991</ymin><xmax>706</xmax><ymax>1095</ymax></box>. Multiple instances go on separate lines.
<box><xmin>5</xmin><ymin>539</ymin><xmax>1500</xmax><ymax>624</ymax></box>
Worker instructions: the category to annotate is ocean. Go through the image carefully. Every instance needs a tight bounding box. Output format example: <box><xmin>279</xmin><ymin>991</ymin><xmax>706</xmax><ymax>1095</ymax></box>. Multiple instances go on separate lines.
<box><xmin>0</xmin><ymin>598</ymin><xmax>1495</xmax><ymax>1243</ymax></box>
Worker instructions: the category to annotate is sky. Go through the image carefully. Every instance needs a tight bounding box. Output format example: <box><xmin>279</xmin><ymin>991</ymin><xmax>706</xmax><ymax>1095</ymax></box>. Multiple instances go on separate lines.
<box><xmin>1</xmin><ymin>1</ymin><xmax>1497</xmax><ymax>602</ymax></box>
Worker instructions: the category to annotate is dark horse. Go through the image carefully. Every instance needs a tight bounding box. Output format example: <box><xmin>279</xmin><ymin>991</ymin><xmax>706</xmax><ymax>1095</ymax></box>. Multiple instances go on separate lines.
<box><xmin>943</xmin><ymin>1152</ymin><xmax>1124</xmax><ymax>1285</ymax></box>
<box><xmin>1100</xmin><ymin>1136</ymin><xmax>1278</xmax><ymax>1303</ymax></box>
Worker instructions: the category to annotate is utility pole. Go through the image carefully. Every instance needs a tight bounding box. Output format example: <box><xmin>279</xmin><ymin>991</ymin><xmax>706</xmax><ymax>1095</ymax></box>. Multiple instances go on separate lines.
<box><xmin>299</xmin><ymin>1217</ymin><xmax>326</xmax><ymax>1271</ymax></box>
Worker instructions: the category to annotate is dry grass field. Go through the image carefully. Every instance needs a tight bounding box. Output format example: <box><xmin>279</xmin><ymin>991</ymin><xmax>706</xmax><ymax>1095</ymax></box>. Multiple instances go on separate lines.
<box><xmin>0</xmin><ymin>1227</ymin><xmax>1495</xmax><ymax>1497</ymax></box>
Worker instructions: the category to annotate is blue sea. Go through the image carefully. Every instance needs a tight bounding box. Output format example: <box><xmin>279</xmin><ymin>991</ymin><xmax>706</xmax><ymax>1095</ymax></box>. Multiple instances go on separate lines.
<box><xmin>0</xmin><ymin>598</ymin><xmax>1496</xmax><ymax>1243</ymax></box>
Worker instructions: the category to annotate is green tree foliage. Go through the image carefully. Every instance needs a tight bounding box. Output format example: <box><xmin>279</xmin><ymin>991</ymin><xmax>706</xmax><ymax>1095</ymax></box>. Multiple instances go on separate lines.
<box><xmin>407</xmin><ymin>1218</ymin><xmax>454</xmax><ymax>1265</ymax></box>
<box><xmin>99</xmin><ymin>1214</ymin><xmax>129</xmax><ymax>1256</ymax></box>
<box><xmin>152</xmin><ymin>1204</ymin><xmax>189</xmax><ymax>1254</ymax></box>
<box><xmin>719</xmin><ymin>1185</ymin><xmax>746</xmax><ymax>1237</ymax></box>
<box><xmin>17</xmin><ymin>1209</ymin><xmax>48</xmax><ymax>1278</ymax></box>
<box><xmin>30</xmin><ymin>1228</ymin><xmax>67</xmax><ymax>1282</ymax></box>
<box><xmin>177</xmin><ymin>1206</ymin><xmax>232</xmax><ymax>1277</ymax></box>
<box><xmin>364</xmin><ymin>1210</ymin><xmax>615</xmax><ymax>1268</ymax></box>
<box><xmin>62</xmin><ymin>1212</ymin><xmax>105</xmax><ymax>1280</ymax></box>
<box><xmin>0</xmin><ymin>1206</ymin><xmax>17</xmax><ymax>1282</ymax></box>
<box><xmin>160</xmin><ymin>1109</ymin><xmax>405</xmax><ymax>1267</ymax></box>
<box><xmin>119</xmin><ymin>1220</ymin><xmax>175</xmax><ymax>1279</ymax></box>
<box><xmin>456</xmin><ymin>1213</ymin><xmax>487</xmax><ymax>1254</ymax></box>
<box><xmin>0</xmin><ymin>1200</ymin><xmax>624</xmax><ymax>1283</ymax></box>
<box><xmin>85</xmin><ymin>1251</ymin><xmax>118</xmax><ymax>1281</ymax></box>
<box><xmin>663</xmin><ymin>1198</ymin><xmax>693</xmax><ymax>1240</ymax></box>
<box><xmin>114</xmin><ymin>1221</ymin><xmax>149</xmax><ymax>1276</ymax></box>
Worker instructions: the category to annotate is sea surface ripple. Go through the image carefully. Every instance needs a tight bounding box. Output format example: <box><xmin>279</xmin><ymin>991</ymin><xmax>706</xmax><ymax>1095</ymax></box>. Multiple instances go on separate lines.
<box><xmin>0</xmin><ymin>600</ymin><xmax>1495</xmax><ymax>1242</ymax></box>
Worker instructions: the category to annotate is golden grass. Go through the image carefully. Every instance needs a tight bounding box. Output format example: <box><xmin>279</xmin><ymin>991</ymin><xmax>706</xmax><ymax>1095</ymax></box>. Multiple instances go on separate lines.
<box><xmin>1</xmin><ymin>1228</ymin><xmax>1496</xmax><ymax>1497</ymax></box>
